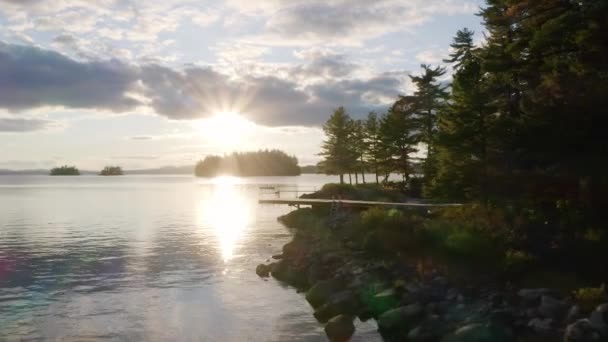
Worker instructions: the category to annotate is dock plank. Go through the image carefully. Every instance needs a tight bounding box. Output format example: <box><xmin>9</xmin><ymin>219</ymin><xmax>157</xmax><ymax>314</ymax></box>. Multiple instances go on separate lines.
<box><xmin>258</xmin><ymin>198</ymin><xmax>463</xmax><ymax>208</ymax></box>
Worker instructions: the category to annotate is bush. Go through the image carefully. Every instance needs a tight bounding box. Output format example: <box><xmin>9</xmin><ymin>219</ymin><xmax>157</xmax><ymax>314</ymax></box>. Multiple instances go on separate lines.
<box><xmin>574</xmin><ymin>284</ymin><xmax>607</xmax><ymax>312</ymax></box>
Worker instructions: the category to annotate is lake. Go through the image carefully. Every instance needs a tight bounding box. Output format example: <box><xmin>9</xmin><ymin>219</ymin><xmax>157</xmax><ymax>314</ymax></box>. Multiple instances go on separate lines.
<box><xmin>0</xmin><ymin>175</ymin><xmax>382</xmax><ymax>341</ymax></box>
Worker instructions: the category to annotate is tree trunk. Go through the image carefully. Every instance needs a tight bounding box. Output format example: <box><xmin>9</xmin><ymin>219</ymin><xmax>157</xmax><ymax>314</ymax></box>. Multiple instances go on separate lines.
<box><xmin>362</xmin><ymin>172</ymin><xmax>366</xmax><ymax>184</ymax></box>
<box><xmin>348</xmin><ymin>173</ymin><xmax>352</xmax><ymax>184</ymax></box>
<box><xmin>339</xmin><ymin>174</ymin><xmax>344</xmax><ymax>184</ymax></box>
<box><xmin>355</xmin><ymin>173</ymin><xmax>359</xmax><ymax>184</ymax></box>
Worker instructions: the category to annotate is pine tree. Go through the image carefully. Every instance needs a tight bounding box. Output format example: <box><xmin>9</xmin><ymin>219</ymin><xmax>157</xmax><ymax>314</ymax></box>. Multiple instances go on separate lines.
<box><xmin>409</xmin><ymin>65</ymin><xmax>448</xmax><ymax>187</ymax></box>
<box><xmin>380</xmin><ymin>97</ymin><xmax>419</xmax><ymax>182</ymax></box>
<box><xmin>363</xmin><ymin>112</ymin><xmax>385</xmax><ymax>183</ymax></box>
<box><xmin>319</xmin><ymin>107</ymin><xmax>356</xmax><ymax>184</ymax></box>
<box><xmin>430</xmin><ymin>28</ymin><xmax>494</xmax><ymax>201</ymax></box>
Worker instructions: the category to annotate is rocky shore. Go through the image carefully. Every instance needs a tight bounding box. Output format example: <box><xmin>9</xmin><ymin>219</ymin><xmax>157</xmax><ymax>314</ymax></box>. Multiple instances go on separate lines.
<box><xmin>256</xmin><ymin>207</ymin><xmax>608</xmax><ymax>341</ymax></box>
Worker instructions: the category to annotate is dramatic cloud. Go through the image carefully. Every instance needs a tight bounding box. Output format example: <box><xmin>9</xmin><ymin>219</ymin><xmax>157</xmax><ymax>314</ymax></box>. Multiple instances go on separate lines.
<box><xmin>0</xmin><ymin>42</ymin><xmax>141</xmax><ymax>112</ymax></box>
<box><xmin>0</xmin><ymin>117</ymin><xmax>57</xmax><ymax>132</ymax></box>
<box><xmin>0</xmin><ymin>42</ymin><xmax>408</xmax><ymax>126</ymax></box>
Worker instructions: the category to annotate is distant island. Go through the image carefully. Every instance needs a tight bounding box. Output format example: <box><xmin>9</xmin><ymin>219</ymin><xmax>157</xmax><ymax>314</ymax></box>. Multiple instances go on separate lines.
<box><xmin>100</xmin><ymin>166</ymin><xmax>123</xmax><ymax>176</ymax></box>
<box><xmin>50</xmin><ymin>165</ymin><xmax>80</xmax><ymax>176</ymax></box>
<box><xmin>195</xmin><ymin>150</ymin><xmax>301</xmax><ymax>177</ymax></box>
<box><xmin>300</xmin><ymin>165</ymin><xmax>319</xmax><ymax>174</ymax></box>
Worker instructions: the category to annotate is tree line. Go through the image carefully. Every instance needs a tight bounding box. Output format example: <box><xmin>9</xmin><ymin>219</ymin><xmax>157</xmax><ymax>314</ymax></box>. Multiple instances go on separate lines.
<box><xmin>320</xmin><ymin>1</ymin><xmax>607</xmax><ymax>221</ymax></box>
<box><xmin>195</xmin><ymin>150</ymin><xmax>301</xmax><ymax>177</ymax></box>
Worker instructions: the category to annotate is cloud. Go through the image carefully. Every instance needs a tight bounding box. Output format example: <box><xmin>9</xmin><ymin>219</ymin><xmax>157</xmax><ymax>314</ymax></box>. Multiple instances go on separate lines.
<box><xmin>0</xmin><ymin>42</ymin><xmax>410</xmax><ymax>126</ymax></box>
<box><xmin>0</xmin><ymin>42</ymin><xmax>141</xmax><ymax>112</ymax></box>
<box><xmin>416</xmin><ymin>48</ymin><xmax>448</xmax><ymax>64</ymax></box>
<box><xmin>0</xmin><ymin>117</ymin><xmax>58</xmax><ymax>132</ymax></box>
<box><xmin>237</xmin><ymin>0</ymin><xmax>479</xmax><ymax>46</ymax></box>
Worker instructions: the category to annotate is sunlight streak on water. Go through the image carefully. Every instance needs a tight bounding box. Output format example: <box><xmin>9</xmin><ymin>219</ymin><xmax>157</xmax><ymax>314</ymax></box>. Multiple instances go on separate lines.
<box><xmin>198</xmin><ymin>176</ymin><xmax>252</xmax><ymax>262</ymax></box>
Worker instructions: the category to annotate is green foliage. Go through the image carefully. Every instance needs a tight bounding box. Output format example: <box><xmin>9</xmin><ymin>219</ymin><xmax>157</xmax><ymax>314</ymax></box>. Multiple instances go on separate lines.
<box><xmin>49</xmin><ymin>165</ymin><xmax>80</xmax><ymax>176</ymax></box>
<box><xmin>100</xmin><ymin>166</ymin><xmax>123</xmax><ymax>176</ymax></box>
<box><xmin>318</xmin><ymin>107</ymin><xmax>357</xmax><ymax>184</ymax></box>
<box><xmin>503</xmin><ymin>249</ymin><xmax>537</xmax><ymax>271</ymax></box>
<box><xmin>380</xmin><ymin>99</ymin><xmax>419</xmax><ymax>182</ymax></box>
<box><xmin>278</xmin><ymin>208</ymin><xmax>325</xmax><ymax>231</ymax></box>
<box><xmin>194</xmin><ymin>149</ymin><xmax>300</xmax><ymax>177</ymax></box>
<box><xmin>574</xmin><ymin>285</ymin><xmax>607</xmax><ymax>312</ymax></box>
<box><xmin>301</xmin><ymin>183</ymin><xmax>406</xmax><ymax>202</ymax></box>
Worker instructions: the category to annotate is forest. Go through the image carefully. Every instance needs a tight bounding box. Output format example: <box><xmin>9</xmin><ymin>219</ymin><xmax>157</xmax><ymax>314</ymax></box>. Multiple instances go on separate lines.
<box><xmin>194</xmin><ymin>150</ymin><xmax>301</xmax><ymax>177</ymax></box>
<box><xmin>49</xmin><ymin>165</ymin><xmax>80</xmax><ymax>176</ymax></box>
<box><xmin>100</xmin><ymin>166</ymin><xmax>124</xmax><ymax>176</ymax></box>
<box><xmin>318</xmin><ymin>1</ymin><xmax>607</xmax><ymax>278</ymax></box>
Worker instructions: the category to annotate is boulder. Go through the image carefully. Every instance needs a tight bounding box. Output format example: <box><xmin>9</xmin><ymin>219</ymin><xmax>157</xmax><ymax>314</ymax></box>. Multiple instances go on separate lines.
<box><xmin>518</xmin><ymin>288</ymin><xmax>553</xmax><ymax>306</ymax></box>
<box><xmin>407</xmin><ymin>317</ymin><xmax>445</xmax><ymax>342</ymax></box>
<box><xmin>567</xmin><ymin>305</ymin><xmax>584</xmax><ymax>324</ymax></box>
<box><xmin>255</xmin><ymin>264</ymin><xmax>270</xmax><ymax>277</ymax></box>
<box><xmin>282</xmin><ymin>240</ymin><xmax>305</xmax><ymax>258</ymax></box>
<box><xmin>589</xmin><ymin>303</ymin><xmax>608</xmax><ymax>335</ymax></box>
<box><xmin>538</xmin><ymin>295</ymin><xmax>568</xmax><ymax>319</ymax></box>
<box><xmin>527</xmin><ymin>317</ymin><xmax>553</xmax><ymax>334</ymax></box>
<box><xmin>441</xmin><ymin>323</ymin><xmax>512</xmax><ymax>342</ymax></box>
<box><xmin>314</xmin><ymin>291</ymin><xmax>358</xmax><ymax>323</ymax></box>
<box><xmin>564</xmin><ymin>319</ymin><xmax>602</xmax><ymax>342</ymax></box>
<box><xmin>324</xmin><ymin>315</ymin><xmax>355</xmax><ymax>342</ymax></box>
<box><xmin>306</xmin><ymin>279</ymin><xmax>342</xmax><ymax>308</ymax></box>
<box><xmin>377</xmin><ymin>303</ymin><xmax>424</xmax><ymax>333</ymax></box>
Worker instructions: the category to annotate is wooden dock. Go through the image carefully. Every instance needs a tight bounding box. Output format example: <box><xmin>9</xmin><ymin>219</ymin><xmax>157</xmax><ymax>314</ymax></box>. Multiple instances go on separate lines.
<box><xmin>258</xmin><ymin>198</ymin><xmax>463</xmax><ymax>209</ymax></box>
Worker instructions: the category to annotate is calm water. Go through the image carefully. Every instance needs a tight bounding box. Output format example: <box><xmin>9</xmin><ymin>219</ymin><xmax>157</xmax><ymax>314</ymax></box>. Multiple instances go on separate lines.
<box><xmin>0</xmin><ymin>175</ymin><xmax>381</xmax><ymax>341</ymax></box>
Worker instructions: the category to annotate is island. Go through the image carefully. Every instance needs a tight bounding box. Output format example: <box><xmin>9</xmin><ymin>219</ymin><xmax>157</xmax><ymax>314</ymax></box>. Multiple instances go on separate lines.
<box><xmin>49</xmin><ymin>165</ymin><xmax>80</xmax><ymax>176</ymax></box>
<box><xmin>300</xmin><ymin>165</ymin><xmax>319</xmax><ymax>174</ymax></box>
<box><xmin>100</xmin><ymin>166</ymin><xmax>124</xmax><ymax>176</ymax></box>
<box><xmin>195</xmin><ymin>150</ymin><xmax>301</xmax><ymax>177</ymax></box>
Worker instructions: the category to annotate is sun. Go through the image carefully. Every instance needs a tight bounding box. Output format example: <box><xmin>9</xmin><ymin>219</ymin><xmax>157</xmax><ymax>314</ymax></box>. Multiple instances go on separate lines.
<box><xmin>196</xmin><ymin>111</ymin><xmax>255</xmax><ymax>150</ymax></box>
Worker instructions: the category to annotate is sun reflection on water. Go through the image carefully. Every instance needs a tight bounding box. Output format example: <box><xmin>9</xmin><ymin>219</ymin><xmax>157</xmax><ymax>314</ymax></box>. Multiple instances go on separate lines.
<box><xmin>198</xmin><ymin>176</ymin><xmax>252</xmax><ymax>262</ymax></box>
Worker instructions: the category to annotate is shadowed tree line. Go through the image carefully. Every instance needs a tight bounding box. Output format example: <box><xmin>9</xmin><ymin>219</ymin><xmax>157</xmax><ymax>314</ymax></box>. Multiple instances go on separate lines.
<box><xmin>194</xmin><ymin>149</ymin><xmax>301</xmax><ymax>177</ymax></box>
<box><xmin>100</xmin><ymin>166</ymin><xmax>124</xmax><ymax>176</ymax></box>
<box><xmin>49</xmin><ymin>165</ymin><xmax>80</xmax><ymax>176</ymax></box>
<box><xmin>319</xmin><ymin>0</ymin><xmax>608</xmax><ymax>258</ymax></box>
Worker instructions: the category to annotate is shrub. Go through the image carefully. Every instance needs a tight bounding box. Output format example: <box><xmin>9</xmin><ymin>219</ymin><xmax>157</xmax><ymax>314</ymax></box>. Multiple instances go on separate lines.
<box><xmin>574</xmin><ymin>284</ymin><xmax>607</xmax><ymax>312</ymax></box>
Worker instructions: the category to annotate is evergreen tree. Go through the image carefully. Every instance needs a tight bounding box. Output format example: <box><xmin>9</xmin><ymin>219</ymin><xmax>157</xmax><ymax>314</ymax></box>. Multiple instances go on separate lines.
<box><xmin>430</xmin><ymin>28</ymin><xmax>494</xmax><ymax>201</ymax></box>
<box><xmin>319</xmin><ymin>107</ymin><xmax>356</xmax><ymax>184</ymax></box>
<box><xmin>351</xmin><ymin>120</ymin><xmax>367</xmax><ymax>184</ymax></box>
<box><xmin>380</xmin><ymin>97</ymin><xmax>419</xmax><ymax>182</ymax></box>
<box><xmin>363</xmin><ymin>112</ymin><xmax>385</xmax><ymax>183</ymax></box>
<box><xmin>409</xmin><ymin>65</ymin><xmax>448</xmax><ymax>187</ymax></box>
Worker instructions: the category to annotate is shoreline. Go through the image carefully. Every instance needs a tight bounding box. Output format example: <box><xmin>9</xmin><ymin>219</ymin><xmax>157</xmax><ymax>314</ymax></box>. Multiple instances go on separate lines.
<box><xmin>256</xmin><ymin>186</ymin><xmax>608</xmax><ymax>341</ymax></box>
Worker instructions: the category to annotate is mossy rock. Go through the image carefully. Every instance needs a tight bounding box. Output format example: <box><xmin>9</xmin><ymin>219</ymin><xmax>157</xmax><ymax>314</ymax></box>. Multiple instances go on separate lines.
<box><xmin>306</xmin><ymin>279</ymin><xmax>343</xmax><ymax>308</ymax></box>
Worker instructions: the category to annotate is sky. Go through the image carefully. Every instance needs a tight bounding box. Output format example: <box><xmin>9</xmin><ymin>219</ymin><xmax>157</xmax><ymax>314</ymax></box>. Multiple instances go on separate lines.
<box><xmin>0</xmin><ymin>0</ymin><xmax>485</xmax><ymax>170</ymax></box>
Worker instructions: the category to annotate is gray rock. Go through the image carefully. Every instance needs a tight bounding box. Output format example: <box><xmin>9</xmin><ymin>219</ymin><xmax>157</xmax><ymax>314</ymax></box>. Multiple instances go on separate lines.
<box><xmin>589</xmin><ymin>303</ymin><xmax>608</xmax><ymax>335</ymax></box>
<box><xmin>538</xmin><ymin>295</ymin><xmax>568</xmax><ymax>319</ymax></box>
<box><xmin>441</xmin><ymin>323</ymin><xmax>512</xmax><ymax>342</ymax></box>
<box><xmin>528</xmin><ymin>317</ymin><xmax>553</xmax><ymax>334</ymax></box>
<box><xmin>564</xmin><ymin>319</ymin><xmax>602</xmax><ymax>342</ymax></box>
<box><xmin>446</xmin><ymin>288</ymin><xmax>459</xmax><ymax>301</ymax></box>
<box><xmin>313</xmin><ymin>290</ymin><xmax>358</xmax><ymax>323</ymax></box>
<box><xmin>324</xmin><ymin>315</ymin><xmax>355</xmax><ymax>342</ymax></box>
<box><xmin>305</xmin><ymin>279</ymin><xmax>342</xmax><ymax>308</ymax></box>
<box><xmin>378</xmin><ymin>303</ymin><xmax>424</xmax><ymax>332</ymax></box>
<box><xmin>408</xmin><ymin>318</ymin><xmax>444</xmax><ymax>342</ymax></box>
<box><xmin>255</xmin><ymin>264</ymin><xmax>270</xmax><ymax>277</ymax></box>
<box><xmin>489</xmin><ymin>293</ymin><xmax>504</xmax><ymax>308</ymax></box>
<box><xmin>518</xmin><ymin>288</ymin><xmax>553</xmax><ymax>306</ymax></box>
<box><xmin>567</xmin><ymin>305</ymin><xmax>584</xmax><ymax>324</ymax></box>
<box><xmin>271</xmin><ymin>253</ymin><xmax>283</xmax><ymax>260</ymax></box>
